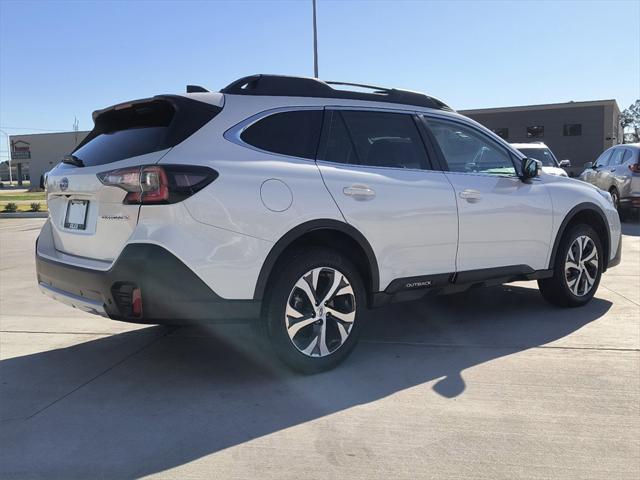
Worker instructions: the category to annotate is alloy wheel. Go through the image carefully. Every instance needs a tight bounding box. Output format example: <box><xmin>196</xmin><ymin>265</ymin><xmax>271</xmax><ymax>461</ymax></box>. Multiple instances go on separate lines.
<box><xmin>565</xmin><ymin>235</ymin><xmax>599</xmax><ymax>297</ymax></box>
<box><xmin>284</xmin><ymin>267</ymin><xmax>356</xmax><ymax>357</ymax></box>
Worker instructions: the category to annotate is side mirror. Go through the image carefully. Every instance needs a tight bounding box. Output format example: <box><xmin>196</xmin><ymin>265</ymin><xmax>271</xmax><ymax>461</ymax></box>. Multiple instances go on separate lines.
<box><xmin>559</xmin><ymin>159</ymin><xmax>571</xmax><ymax>167</ymax></box>
<box><xmin>583</xmin><ymin>162</ymin><xmax>594</xmax><ymax>169</ymax></box>
<box><xmin>521</xmin><ymin>157</ymin><xmax>540</xmax><ymax>180</ymax></box>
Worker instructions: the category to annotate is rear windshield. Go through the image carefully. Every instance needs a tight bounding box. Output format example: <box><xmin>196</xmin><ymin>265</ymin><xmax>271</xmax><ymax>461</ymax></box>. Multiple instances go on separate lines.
<box><xmin>73</xmin><ymin>127</ymin><xmax>171</xmax><ymax>166</ymax></box>
<box><xmin>72</xmin><ymin>97</ymin><xmax>221</xmax><ymax>167</ymax></box>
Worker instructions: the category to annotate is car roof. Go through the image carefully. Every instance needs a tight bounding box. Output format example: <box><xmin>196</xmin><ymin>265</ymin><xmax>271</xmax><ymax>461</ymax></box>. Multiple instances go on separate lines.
<box><xmin>510</xmin><ymin>142</ymin><xmax>549</xmax><ymax>149</ymax></box>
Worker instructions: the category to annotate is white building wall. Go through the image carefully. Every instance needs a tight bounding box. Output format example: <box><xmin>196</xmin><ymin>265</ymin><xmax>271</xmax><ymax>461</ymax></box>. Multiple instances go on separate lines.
<box><xmin>9</xmin><ymin>131</ymin><xmax>89</xmax><ymax>188</ymax></box>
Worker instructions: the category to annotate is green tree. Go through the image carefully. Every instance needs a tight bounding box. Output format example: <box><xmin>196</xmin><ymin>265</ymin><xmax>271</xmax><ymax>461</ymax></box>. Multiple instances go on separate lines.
<box><xmin>621</xmin><ymin>99</ymin><xmax>640</xmax><ymax>143</ymax></box>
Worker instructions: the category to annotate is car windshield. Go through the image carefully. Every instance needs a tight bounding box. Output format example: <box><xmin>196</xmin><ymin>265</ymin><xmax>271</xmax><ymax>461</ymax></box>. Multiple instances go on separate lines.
<box><xmin>517</xmin><ymin>147</ymin><xmax>558</xmax><ymax>167</ymax></box>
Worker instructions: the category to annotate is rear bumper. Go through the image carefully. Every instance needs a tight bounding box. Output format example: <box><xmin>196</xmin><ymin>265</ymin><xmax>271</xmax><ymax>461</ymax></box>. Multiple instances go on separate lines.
<box><xmin>39</xmin><ymin>282</ymin><xmax>108</xmax><ymax>317</ymax></box>
<box><xmin>36</xmin><ymin>242</ymin><xmax>261</xmax><ymax>324</ymax></box>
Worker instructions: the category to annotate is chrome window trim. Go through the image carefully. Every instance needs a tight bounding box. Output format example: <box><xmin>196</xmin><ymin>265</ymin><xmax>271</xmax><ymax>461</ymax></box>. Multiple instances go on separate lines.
<box><xmin>327</xmin><ymin>105</ymin><xmax>423</xmax><ymax>115</ymax></box>
<box><xmin>315</xmin><ymin>159</ymin><xmax>433</xmax><ymax>174</ymax></box>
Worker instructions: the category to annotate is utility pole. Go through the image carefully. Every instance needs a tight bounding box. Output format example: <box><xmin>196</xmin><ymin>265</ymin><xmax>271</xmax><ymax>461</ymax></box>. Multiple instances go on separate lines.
<box><xmin>312</xmin><ymin>0</ymin><xmax>319</xmax><ymax>78</ymax></box>
<box><xmin>73</xmin><ymin>117</ymin><xmax>79</xmax><ymax>145</ymax></box>
<box><xmin>0</xmin><ymin>128</ymin><xmax>12</xmax><ymax>185</ymax></box>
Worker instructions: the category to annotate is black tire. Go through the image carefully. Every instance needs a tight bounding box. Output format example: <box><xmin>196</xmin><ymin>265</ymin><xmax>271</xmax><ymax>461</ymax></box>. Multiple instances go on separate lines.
<box><xmin>259</xmin><ymin>247</ymin><xmax>366</xmax><ymax>373</ymax></box>
<box><xmin>609</xmin><ymin>188</ymin><xmax>628</xmax><ymax>221</ymax></box>
<box><xmin>609</xmin><ymin>187</ymin><xmax>620</xmax><ymax>212</ymax></box>
<box><xmin>538</xmin><ymin>224</ymin><xmax>603</xmax><ymax>307</ymax></box>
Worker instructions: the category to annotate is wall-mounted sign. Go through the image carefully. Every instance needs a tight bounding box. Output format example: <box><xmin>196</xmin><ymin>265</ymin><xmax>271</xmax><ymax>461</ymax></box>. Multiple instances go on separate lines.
<box><xmin>10</xmin><ymin>140</ymin><xmax>31</xmax><ymax>161</ymax></box>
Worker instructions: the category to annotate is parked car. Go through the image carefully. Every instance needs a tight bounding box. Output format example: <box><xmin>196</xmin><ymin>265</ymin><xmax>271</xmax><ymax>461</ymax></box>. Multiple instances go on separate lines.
<box><xmin>511</xmin><ymin>142</ymin><xmax>569</xmax><ymax>177</ymax></box>
<box><xmin>36</xmin><ymin>74</ymin><xmax>622</xmax><ymax>372</ymax></box>
<box><xmin>579</xmin><ymin>144</ymin><xmax>640</xmax><ymax>215</ymax></box>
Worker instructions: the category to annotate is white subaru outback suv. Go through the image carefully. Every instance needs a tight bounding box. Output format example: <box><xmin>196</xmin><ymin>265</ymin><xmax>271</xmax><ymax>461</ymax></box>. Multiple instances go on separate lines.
<box><xmin>37</xmin><ymin>74</ymin><xmax>622</xmax><ymax>372</ymax></box>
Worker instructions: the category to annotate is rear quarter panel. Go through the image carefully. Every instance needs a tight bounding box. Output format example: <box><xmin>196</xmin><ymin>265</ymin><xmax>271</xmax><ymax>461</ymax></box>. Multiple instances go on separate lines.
<box><xmin>621</xmin><ymin>148</ymin><xmax>640</xmax><ymax>198</ymax></box>
<box><xmin>543</xmin><ymin>175</ymin><xmax>621</xmax><ymax>265</ymax></box>
<box><xmin>157</xmin><ymin>96</ymin><xmax>345</xmax><ymax>243</ymax></box>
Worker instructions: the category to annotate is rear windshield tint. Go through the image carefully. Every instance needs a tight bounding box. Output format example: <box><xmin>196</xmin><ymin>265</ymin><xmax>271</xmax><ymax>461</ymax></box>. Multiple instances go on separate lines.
<box><xmin>73</xmin><ymin>127</ymin><xmax>171</xmax><ymax>166</ymax></box>
<box><xmin>73</xmin><ymin>97</ymin><xmax>221</xmax><ymax>167</ymax></box>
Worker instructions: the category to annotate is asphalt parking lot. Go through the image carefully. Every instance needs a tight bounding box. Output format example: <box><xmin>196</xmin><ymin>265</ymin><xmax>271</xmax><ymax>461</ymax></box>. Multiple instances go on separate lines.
<box><xmin>1</xmin><ymin>218</ymin><xmax>638</xmax><ymax>479</ymax></box>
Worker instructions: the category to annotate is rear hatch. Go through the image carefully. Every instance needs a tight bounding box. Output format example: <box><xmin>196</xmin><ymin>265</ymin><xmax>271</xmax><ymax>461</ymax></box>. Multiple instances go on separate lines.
<box><xmin>45</xmin><ymin>95</ymin><xmax>221</xmax><ymax>262</ymax></box>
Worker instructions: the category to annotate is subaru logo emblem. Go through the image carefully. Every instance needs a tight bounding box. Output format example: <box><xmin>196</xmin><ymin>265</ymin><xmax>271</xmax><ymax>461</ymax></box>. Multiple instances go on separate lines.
<box><xmin>59</xmin><ymin>177</ymin><xmax>69</xmax><ymax>191</ymax></box>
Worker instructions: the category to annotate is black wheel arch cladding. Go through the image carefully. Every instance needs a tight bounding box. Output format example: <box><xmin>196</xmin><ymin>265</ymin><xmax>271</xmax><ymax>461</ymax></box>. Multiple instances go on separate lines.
<box><xmin>253</xmin><ymin>219</ymin><xmax>380</xmax><ymax>302</ymax></box>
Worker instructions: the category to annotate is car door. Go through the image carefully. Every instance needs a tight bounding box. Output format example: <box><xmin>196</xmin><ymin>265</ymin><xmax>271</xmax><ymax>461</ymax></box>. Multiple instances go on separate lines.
<box><xmin>617</xmin><ymin>148</ymin><xmax>637</xmax><ymax>197</ymax></box>
<box><xmin>607</xmin><ymin>147</ymin><xmax>631</xmax><ymax>190</ymax></box>
<box><xmin>421</xmin><ymin>115</ymin><xmax>553</xmax><ymax>273</ymax></box>
<box><xmin>588</xmin><ymin>148</ymin><xmax>613</xmax><ymax>189</ymax></box>
<box><xmin>597</xmin><ymin>147</ymin><xmax>625</xmax><ymax>191</ymax></box>
<box><xmin>316</xmin><ymin>109</ymin><xmax>458</xmax><ymax>290</ymax></box>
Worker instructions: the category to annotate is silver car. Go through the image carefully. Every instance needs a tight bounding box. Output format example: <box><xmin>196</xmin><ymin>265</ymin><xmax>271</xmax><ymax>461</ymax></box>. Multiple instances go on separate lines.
<box><xmin>580</xmin><ymin>144</ymin><xmax>640</xmax><ymax>215</ymax></box>
<box><xmin>511</xmin><ymin>142</ymin><xmax>570</xmax><ymax>177</ymax></box>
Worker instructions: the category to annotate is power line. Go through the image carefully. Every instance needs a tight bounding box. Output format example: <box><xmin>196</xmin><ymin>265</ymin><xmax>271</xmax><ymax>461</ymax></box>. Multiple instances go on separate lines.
<box><xmin>0</xmin><ymin>126</ymin><xmax>70</xmax><ymax>132</ymax></box>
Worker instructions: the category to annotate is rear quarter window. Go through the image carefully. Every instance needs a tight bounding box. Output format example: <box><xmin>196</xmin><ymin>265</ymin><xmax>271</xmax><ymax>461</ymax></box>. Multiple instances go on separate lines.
<box><xmin>240</xmin><ymin>110</ymin><xmax>323</xmax><ymax>160</ymax></box>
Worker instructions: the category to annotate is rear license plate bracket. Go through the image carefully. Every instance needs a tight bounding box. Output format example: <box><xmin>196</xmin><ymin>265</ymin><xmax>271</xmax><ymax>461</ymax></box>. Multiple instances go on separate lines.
<box><xmin>64</xmin><ymin>200</ymin><xmax>89</xmax><ymax>230</ymax></box>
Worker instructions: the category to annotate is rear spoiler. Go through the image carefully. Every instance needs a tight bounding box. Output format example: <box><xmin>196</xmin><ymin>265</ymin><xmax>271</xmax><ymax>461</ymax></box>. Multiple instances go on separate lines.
<box><xmin>92</xmin><ymin>95</ymin><xmax>169</xmax><ymax>121</ymax></box>
<box><xmin>75</xmin><ymin>95</ymin><xmax>222</xmax><ymax>155</ymax></box>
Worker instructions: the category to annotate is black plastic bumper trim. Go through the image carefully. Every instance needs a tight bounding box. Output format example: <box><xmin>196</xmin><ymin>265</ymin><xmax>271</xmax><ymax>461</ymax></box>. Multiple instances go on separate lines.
<box><xmin>36</xmin><ymin>243</ymin><xmax>260</xmax><ymax>324</ymax></box>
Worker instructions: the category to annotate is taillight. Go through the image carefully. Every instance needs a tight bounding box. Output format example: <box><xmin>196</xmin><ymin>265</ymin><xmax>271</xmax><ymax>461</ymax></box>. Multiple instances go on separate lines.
<box><xmin>629</xmin><ymin>163</ymin><xmax>640</xmax><ymax>174</ymax></box>
<box><xmin>97</xmin><ymin>165</ymin><xmax>218</xmax><ymax>204</ymax></box>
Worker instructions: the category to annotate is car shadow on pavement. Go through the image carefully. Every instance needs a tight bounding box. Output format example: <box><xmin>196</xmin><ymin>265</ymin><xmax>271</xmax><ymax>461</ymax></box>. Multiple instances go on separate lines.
<box><xmin>0</xmin><ymin>284</ymin><xmax>611</xmax><ymax>478</ymax></box>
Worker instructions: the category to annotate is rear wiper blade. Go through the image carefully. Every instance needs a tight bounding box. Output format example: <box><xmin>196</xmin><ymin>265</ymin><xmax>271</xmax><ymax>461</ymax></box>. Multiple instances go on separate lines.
<box><xmin>62</xmin><ymin>154</ymin><xmax>84</xmax><ymax>167</ymax></box>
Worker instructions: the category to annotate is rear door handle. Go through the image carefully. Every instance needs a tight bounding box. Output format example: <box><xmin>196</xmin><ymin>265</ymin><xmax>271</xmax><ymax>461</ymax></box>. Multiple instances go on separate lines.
<box><xmin>343</xmin><ymin>185</ymin><xmax>376</xmax><ymax>200</ymax></box>
<box><xmin>459</xmin><ymin>189</ymin><xmax>482</xmax><ymax>202</ymax></box>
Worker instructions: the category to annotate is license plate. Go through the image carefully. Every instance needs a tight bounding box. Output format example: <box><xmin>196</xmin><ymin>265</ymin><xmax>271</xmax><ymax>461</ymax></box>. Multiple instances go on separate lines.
<box><xmin>64</xmin><ymin>200</ymin><xmax>89</xmax><ymax>230</ymax></box>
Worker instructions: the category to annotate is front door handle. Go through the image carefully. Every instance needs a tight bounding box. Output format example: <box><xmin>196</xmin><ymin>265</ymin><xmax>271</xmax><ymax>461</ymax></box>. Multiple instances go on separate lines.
<box><xmin>343</xmin><ymin>184</ymin><xmax>376</xmax><ymax>200</ymax></box>
<box><xmin>459</xmin><ymin>189</ymin><xmax>482</xmax><ymax>202</ymax></box>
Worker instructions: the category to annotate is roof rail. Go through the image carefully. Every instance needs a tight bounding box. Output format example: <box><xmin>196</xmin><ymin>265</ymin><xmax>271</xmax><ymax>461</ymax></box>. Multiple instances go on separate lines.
<box><xmin>220</xmin><ymin>74</ymin><xmax>453</xmax><ymax>111</ymax></box>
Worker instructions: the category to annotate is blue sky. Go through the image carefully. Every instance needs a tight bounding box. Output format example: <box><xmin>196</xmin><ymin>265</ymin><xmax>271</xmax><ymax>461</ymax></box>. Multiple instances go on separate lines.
<box><xmin>1</xmin><ymin>0</ymin><xmax>639</xmax><ymax>161</ymax></box>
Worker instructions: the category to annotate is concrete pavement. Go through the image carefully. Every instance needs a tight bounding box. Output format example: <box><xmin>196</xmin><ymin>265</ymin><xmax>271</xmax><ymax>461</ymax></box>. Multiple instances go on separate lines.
<box><xmin>1</xmin><ymin>218</ymin><xmax>638</xmax><ymax>479</ymax></box>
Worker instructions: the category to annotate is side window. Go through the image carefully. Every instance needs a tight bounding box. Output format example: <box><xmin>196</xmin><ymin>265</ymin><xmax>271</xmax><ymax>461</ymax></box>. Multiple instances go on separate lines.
<box><xmin>425</xmin><ymin>118</ymin><xmax>516</xmax><ymax>176</ymax></box>
<box><xmin>609</xmin><ymin>149</ymin><xmax>625</xmax><ymax>166</ymax></box>
<box><xmin>563</xmin><ymin>124</ymin><xmax>582</xmax><ymax>136</ymax></box>
<box><xmin>241</xmin><ymin>110</ymin><xmax>322</xmax><ymax>160</ymax></box>
<box><xmin>319</xmin><ymin>110</ymin><xmax>429</xmax><ymax>169</ymax></box>
<box><xmin>317</xmin><ymin>111</ymin><xmax>358</xmax><ymax>165</ymax></box>
<box><xmin>622</xmin><ymin>149</ymin><xmax>634</xmax><ymax>164</ymax></box>
<box><xmin>595</xmin><ymin>149</ymin><xmax>612</xmax><ymax>167</ymax></box>
<box><xmin>527</xmin><ymin>126</ymin><xmax>544</xmax><ymax>138</ymax></box>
